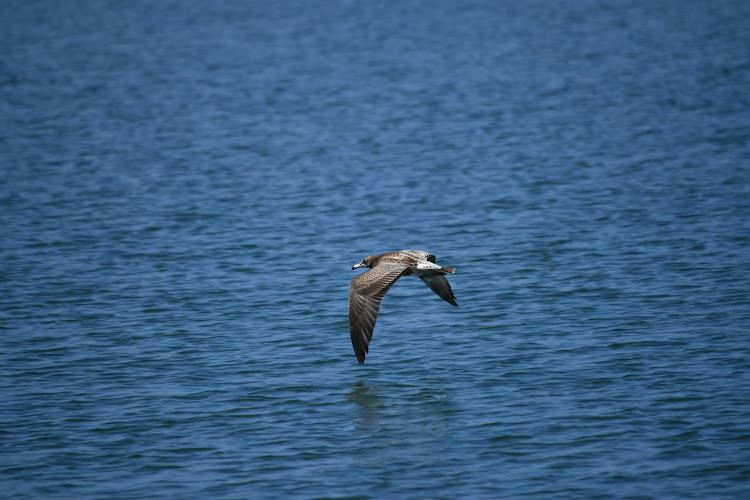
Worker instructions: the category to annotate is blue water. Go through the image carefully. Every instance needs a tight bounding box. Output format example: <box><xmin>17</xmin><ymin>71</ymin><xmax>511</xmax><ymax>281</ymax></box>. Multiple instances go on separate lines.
<box><xmin>2</xmin><ymin>0</ymin><xmax>750</xmax><ymax>498</ymax></box>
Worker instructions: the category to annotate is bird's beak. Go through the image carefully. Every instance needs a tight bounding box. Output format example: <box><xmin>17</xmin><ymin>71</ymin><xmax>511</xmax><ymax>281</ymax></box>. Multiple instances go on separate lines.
<box><xmin>352</xmin><ymin>262</ymin><xmax>365</xmax><ymax>270</ymax></box>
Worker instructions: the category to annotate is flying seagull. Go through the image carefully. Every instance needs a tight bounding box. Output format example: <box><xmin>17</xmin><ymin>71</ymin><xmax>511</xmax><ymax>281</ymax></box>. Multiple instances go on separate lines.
<box><xmin>348</xmin><ymin>250</ymin><xmax>457</xmax><ymax>364</ymax></box>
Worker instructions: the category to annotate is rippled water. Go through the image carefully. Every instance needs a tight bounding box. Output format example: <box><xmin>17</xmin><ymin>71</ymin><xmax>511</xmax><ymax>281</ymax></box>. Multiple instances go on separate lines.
<box><xmin>2</xmin><ymin>1</ymin><xmax>750</xmax><ymax>498</ymax></box>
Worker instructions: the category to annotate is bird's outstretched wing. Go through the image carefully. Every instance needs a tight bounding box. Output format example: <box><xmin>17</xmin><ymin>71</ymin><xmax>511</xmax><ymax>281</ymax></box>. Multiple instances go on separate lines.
<box><xmin>348</xmin><ymin>264</ymin><xmax>407</xmax><ymax>364</ymax></box>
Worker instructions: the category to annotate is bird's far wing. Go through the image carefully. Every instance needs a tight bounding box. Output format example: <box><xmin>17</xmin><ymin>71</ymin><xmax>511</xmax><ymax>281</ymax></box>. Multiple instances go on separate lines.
<box><xmin>348</xmin><ymin>264</ymin><xmax>407</xmax><ymax>364</ymax></box>
<box><xmin>418</xmin><ymin>272</ymin><xmax>458</xmax><ymax>307</ymax></box>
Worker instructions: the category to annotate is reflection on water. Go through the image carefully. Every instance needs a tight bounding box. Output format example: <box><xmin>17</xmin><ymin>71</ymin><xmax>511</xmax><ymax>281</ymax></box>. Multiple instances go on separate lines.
<box><xmin>345</xmin><ymin>378</ymin><xmax>462</xmax><ymax>478</ymax></box>
<box><xmin>347</xmin><ymin>379</ymin><xmax>458</xmax><ymax>431</ymax></box>
<box><xmin>347</xmin><ymin>380</ymin><xmax>386</xmax><ymax>430</ymax></box>
<box><xmin>347</xmin><ymin>378</ymin><xmax>458</xmax><ymax>442</ymax></box>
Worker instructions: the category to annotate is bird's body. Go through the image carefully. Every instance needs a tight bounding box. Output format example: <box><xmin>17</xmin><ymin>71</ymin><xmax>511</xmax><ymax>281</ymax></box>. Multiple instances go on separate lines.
<box><xmin>348</xmin><ymin>250</ymin><xmax>457</xmax><ymax>364</ymax></box>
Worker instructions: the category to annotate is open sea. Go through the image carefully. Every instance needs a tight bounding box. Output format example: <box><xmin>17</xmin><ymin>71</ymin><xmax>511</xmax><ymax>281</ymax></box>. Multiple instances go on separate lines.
<box><xmin>2</xmin><ymin>1</ymin><xmax>750</xmax><ymax>498</ymax></box>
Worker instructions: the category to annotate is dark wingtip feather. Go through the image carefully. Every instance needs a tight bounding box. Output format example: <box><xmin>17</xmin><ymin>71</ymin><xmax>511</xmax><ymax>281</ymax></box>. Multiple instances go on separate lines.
<box><xmin>353</xmin><ymin>344</ymin><xmax>366</xmax><ymax>364</ymax></box>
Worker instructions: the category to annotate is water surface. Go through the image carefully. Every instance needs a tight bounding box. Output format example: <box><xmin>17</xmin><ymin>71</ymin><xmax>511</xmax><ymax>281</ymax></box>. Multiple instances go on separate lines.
<box><xmin>2</xmin><ymin>1</ymin><xmax>749</xmax><ymax>498</ymax></box>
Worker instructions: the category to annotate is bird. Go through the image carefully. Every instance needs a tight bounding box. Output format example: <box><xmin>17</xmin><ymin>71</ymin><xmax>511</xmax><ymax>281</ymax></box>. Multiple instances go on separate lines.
<box><xmin>348</xmin><ymin>250</ymin><xmax>457</xmax><ymax>364</ymax></box>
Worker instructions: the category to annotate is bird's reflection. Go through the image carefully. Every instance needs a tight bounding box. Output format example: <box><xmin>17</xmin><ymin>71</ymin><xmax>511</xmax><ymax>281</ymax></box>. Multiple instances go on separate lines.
<box><xmin>345</xmin><ymin>377</ymin><xmax>458</xmax><ymax>469</ymax></box>
<box><xmin>347</xmin><ymin>380</ymin><xmax>385</xmax><ymax>429</ymax></box>
<box><xmin>346</xmin><ymin>378</ymin><xmax>457</xmax><ymax>432</ymax></box>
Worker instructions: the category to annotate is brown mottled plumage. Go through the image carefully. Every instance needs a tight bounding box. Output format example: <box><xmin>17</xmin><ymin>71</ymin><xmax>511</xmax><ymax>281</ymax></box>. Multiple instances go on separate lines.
<box><xmin>348</xmin><ymin>250</ymin><xmax>457</xmax><ymax>364</ymax></box>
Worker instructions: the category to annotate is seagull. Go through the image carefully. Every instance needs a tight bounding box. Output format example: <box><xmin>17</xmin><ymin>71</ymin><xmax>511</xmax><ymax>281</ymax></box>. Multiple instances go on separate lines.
<box><xmin>348</xmin><ymin>250</ymin><xmax>458</xmax><ymax>364</ymax></box>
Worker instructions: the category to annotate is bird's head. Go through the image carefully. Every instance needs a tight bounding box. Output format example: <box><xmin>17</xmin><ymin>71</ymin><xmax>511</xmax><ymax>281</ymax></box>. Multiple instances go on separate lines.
<box><xmin>351</xmin><ymin>255</ymin><xmax>377</xmax><ymax>270</ymax></box>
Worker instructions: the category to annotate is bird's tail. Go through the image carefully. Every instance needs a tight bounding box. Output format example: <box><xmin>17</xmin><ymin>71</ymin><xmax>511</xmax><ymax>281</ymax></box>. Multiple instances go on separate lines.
<box><xmin>439</xmin><ymin>266</ymin><xmax>456</xmax><ymax>274</ymax></box>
